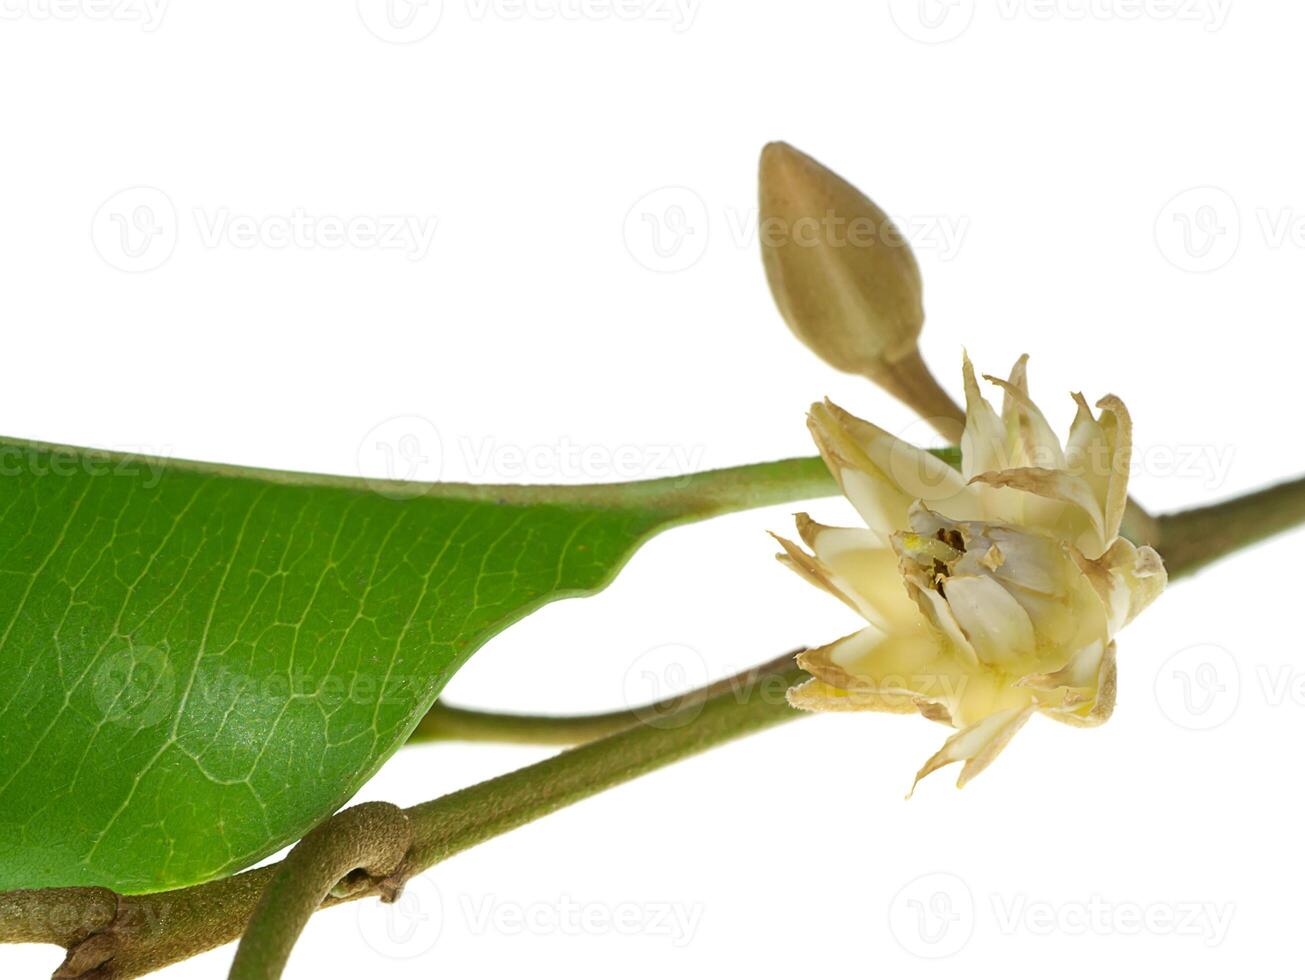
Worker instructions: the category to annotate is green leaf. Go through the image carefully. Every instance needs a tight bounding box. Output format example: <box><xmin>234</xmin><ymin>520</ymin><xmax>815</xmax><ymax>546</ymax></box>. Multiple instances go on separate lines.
<box><xmin>0</xmin><ymin>439</ymin><xmax>835</xmax><ymax>893</ymax></box>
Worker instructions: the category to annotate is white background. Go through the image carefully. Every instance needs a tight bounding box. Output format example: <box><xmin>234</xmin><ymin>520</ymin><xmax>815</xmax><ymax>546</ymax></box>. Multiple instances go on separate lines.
<box><xmin>1</xmin><ymin>1</ymin><xmax>1300</xmax><ymax>977</ymax></box>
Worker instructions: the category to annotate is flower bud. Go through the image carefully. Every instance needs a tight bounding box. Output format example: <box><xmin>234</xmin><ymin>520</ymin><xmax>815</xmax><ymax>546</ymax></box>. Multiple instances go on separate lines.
<box><xmin>759</xmin><ymin>141</ymin><xmax>924</xmax><ymax>381</ymax></box>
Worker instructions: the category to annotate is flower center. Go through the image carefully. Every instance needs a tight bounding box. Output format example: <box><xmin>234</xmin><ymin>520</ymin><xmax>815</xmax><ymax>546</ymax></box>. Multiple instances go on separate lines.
<box><xmin>930</xmin><ymin>527</ymin><xmax>966</xmax><ymax>594</ymax></box>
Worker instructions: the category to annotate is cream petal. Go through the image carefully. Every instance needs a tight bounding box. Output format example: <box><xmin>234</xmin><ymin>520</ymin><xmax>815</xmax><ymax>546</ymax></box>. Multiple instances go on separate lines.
<box><xmin>952</xmin><ymin>523</ymin><xmax>1066</xmax><ymax>595</ymax></box>
<box><xmin>807</xmin><ymin>411</ymin><xmax>913</xmax><ymax>537</ymax></box>
<box><xmin>940</xmin><ymin>574</ymin><xmax>1037</xmax><ymax>667</ymax></box>
<box><xmin>773</xmin><ymin>532</ymin><xmax>877</xmax><ymax>623</ymax></box>
<box><xmin>890</xmin><ymin>510</ymin><xmax>981</xmax><ymax>667</ymax></box>
<box><xmin>1064</xmin><ymin>393</ymin><xmax>1132</xmax><ymax>549</ymax></box>
<box><xmin>960</xmin><ymin>355</ymin><xmax>1031</xmax><ymax>525</ymax></box>
<box><xmin>813</xmin><ymin>400</ymin><xmax>983</xmax><ymax>523</ymax></box>
<box><xmin>901</xmin><ymin>576</ymin><xmax>981</xmax><ymax>668</ymax></box>
<box><xmin>960</xmin><ymin>353</ymin><xmax>1010</xmax><ymax>481</ymax></box>
<box><xmin>795</xmin><ymin>627</ymin><xmax>889</xmax><ymax>691</ymax></box>
<box><xmin>999</xmin><ymin>355</ymin><xmax>1035</xmax><ymax>471</ymax></box>
<box><xmin>1006</xmin><ymin>574</ymin><xmax>1108</xmax><ymax>656</ymax></box>
<box><xmin>909</xmin><ymin>702</ymin><xmax>1036</xmax><ymax>794</ymax></box>
<box><xmin>969</xmin><ymin>466</ymin><xmax>1107</xmax><ymax>557</ymax></box>
<box><xmin>983</xmin><ymin>372</ymin><xmax>1065</xmax><ymax>471</ymax></box>
<box><xmin>1019</xmin><ymin>639</ymin><xmax>1104</xmax><ymax>690</ymax></box>
<box><xmin>797</xmin><ymin>625</ymin><xmax>968</xmax><ymax>712</ymax></box>
<box><xmin>1002</xmin><ymin>353</ymin><xmax>1030</xmax><ymax>409</ymax></box>
<box><xmin>902</xmin><ymin>506</ymin><xmax>1112</xmax><ymax>664</ymax></box>
<box><xmin>786</xmin><ymin>677</ymin><xmax>919</xmax><ymax>714</ymax></box>
<box><xmin>914</xmin><ymin>697</ymin><xmax>954</xmax><ymax>725</ymax></box>
<box><xmin>1040</xmin><ymin>642</ymin><xmax>1118</xmax><ymax>728</ymax></box>
<box><xmin>794</xmin><ymin>514</ymin><xmax>920</xmax><ymax>628</ymax></box>
<box><xmin>1094</xmin><ymin>396</ymin><xmax>1132</xmax><ymax>546</ymax></box>
<box><xmin>1094</xmin><ymin>538</ymin><xmax>1168</xmax><ymax>632</ymax></box>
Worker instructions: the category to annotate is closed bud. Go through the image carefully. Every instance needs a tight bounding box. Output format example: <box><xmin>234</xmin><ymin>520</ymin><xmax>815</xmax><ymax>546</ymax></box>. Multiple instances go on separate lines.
<box><xmin>759</xmin><ymin>141</ymin><xmax>924</xmax><ymax>381</ymax></box>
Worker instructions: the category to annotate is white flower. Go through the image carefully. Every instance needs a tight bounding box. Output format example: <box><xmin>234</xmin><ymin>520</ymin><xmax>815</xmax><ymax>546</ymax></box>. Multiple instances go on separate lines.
<box><xmin>777</xmin><ymin>355</ymin><xmax>1166</xmax><ymax>792</ymax></box>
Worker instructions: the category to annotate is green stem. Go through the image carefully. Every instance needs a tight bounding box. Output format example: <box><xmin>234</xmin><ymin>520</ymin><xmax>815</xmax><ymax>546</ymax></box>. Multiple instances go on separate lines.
<box><xmin>404</xmin><ymin>655</ymin><xmax>802</xmax><ymax>871</ymax></box>
<box><xmin>16</xmin><ymin>473</ymin><xmax>1305</xmax><ymax>979</ymax></box>
<box><xmin>227</xmin><ymin>804</ymin><xmax>411</xmax><ymax>980</ymax></box>
<box><xmin>623</xmin><ymin>456</ymin><xmax>837</xmax><ymax>520</ymax></box>
<box><xmin>409</xmin><ymin>702</ymin><xmax>639</xmax><ymax>745</ymax></box>
<box><xmin>405</xmin><ymin>474</ymin><xmax>1305</xmax><ymax>750</ymax></box>
<box><xmin>1156</xmin><ymin>474</ymin><xmax>1305</xmax><ymax>579</ymax></box>
<box><xmin>409</xmin><ymin>650</ymin><xmax>800</xmax><ymax>745</ymax></box>
<box><xmin>31</xmin><ymin>655</ymin><xmax>803</xmax><ymax>980</ymax></box>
